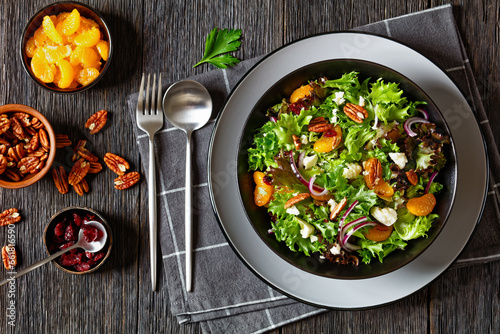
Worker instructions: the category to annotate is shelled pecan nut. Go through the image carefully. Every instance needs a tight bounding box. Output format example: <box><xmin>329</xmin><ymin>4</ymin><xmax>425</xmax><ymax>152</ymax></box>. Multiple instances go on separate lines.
<box><xmin>73</xmin><ymin>178</ymin><xmax>89</xmax><ymax>196</ymax></box>
<box><xmin>38</xmin><ymin>128</ymin><xmax>50</xmax><ymax>150</ymax></box>
<box><xmin>406</xmin><ymin>169</ymin><xmax>419</xmax><ymax>186</ymax></box>
<box><xmin>2</xmin><ymin>245</ymin><xmax>17</xmax><ymax>270</ymax></box>
<box><xmin>0</xmin><ymin>208</ymin><xmax>21</xmax><ymax>226</ymax></box>
<box><xmin>88</xmin><ymin>161</ymin><xmax>103</xmax><ymax>174</ymax></box>
<box><xmin>292</xmin><ymin>134</ymin><xmax>301</xmax><ymax>150</ymax></box>
<box><xmin>68</xmin><ymin>158</ymin><xmax>90</xmax><ymax>185</ymax></box>
<box><xmin>30</xmin><ymin>117</ymin><xmax>43</xmax><ymax>129</ymax></box>
<box><xmin>307</xmin><ymin>117</ymin><xmax>333</xmax><ymax>132</ymax></box>
<box><xmin>17</xmin><ymin>156</ymin><xmax>40</xmax><ymax>174</ymax></box>
<box><xmin>114</xmin><ymin>172</ymin><xmax>140</xmax><ymax>190</ymax></box>
<box><xmin>55</xmin><ymin>134</ymin><xmax>72</xmax><ymax>148</ymax></box>
<box><xmin>52</xmin><ymin>166</ymin><xmax>69</xmax><ymax>194</ymax></box>
<box><xmin>27</xmin><ymin>132</ymin><xmax>39</xmax><ymax>151</ymax></box>
<box><xmin>77</xmin><ymin>146</ymin><xmax>99</xmax><ymax>162</ymax></box>
<box><xmin>10</xmin><ymin>117</ymin><xmax>28</xmax><ymax>141</ymax></box>
<box><xmin>284</xmin><ymin>193</ymin><xmax>311</xmax><ymax>209</ymax></box>
<box><xmin>12</xmin><ymin>112</ymin><xmax>31</xmax><ymax>127</ymax></box>
<box><xmin>7</xmin><ymin>144</ymin><xmax>25</xmax><ymax>162</ymax></box>
<box><xmin>330</xmin><ymin>197</ymin><xmax>347</xmax><ymax>220</ymax></box>
<box><xmin>0</xmin><ymin>155</ymin><xmax>6</xmax><ymax>175</ymax></box>
<box><xmin>3</xmin><ymin>169</ymin><xmax>21</xmax><ymax>182</ymax></box>
<box><xmin>85</xmin><ymin>110</ymin><xmax>107</xmax><ymax>134</ymax></box>
<box><xmin>343</xmin><ymin>103</ymin><xmax>369</xmax><ymax>123</ymax></box>
<box><xmin>0</xmin><ymin>116</ymin><xmax>10</xmax><ymax>135</ymax></box>
<box><xmin>364</xmin><ymin>157</ymin><xmax>383</xmax><ymax>190</ymax></box>
<box><xmin>104</xmin><ymin>153</ymin><xmax>130</xmax><ymax>175</ymax></box>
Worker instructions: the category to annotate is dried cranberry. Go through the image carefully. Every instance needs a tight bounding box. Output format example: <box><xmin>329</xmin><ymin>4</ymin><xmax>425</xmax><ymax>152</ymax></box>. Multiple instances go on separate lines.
<box><xmin>92</xmin><ymin>251</ymin><xmax>105</xmax><ymax>262</ymax></box>
<box><xmin>83</xmin><ymin>214</ymin><xmax>95</xmax><ymax>224</ymax></box>
<box><xmin>323</xmin><ymin>130</ymin><xmax>336</xmax><ymax>137</ymax></box>
<box><xmin>289</xmin><ymin>102</ymin><xmax>305</xmax><ymax>115</ymax></box>
<box><xmin>263</xmin><ymin>175</ymin><xmax>273</xmax><ymax>186</ymax></box>
<box><xmin>75</xmin><ymin>263</ymin><xmax>91</xmax><ymax>272</ymax></box>
<box><xmin>54</xmin><ymin>219</ymin><xmax>67</xmax><ymax>237</ymax></box>
<box><xmin>52</xmin><ymin>235</ymin><xmax>65</xmax><ymax>244</ymax></box>
<box><xmin>81</xmin><ymin>224</ymin><xmax>99</xmax><ymax>242</ymax></box>
<box><xmin>64</xmin><ymin>223</ymin><xmax>78</xmax><ymax>242</ymax></box>
<box><xmin>85</xmin><ymin>251</ymin><xmax>93</xmax><ymax>260</ymax></box>
<box><xmin>72</xmin><ymin>212</ymin><xmax>83</xmax><ymax>227</ymax></box>
<box><xmin>59</xmin><ymin>252</ymin><xmax>82</xmax><ymax>266</ymax></box>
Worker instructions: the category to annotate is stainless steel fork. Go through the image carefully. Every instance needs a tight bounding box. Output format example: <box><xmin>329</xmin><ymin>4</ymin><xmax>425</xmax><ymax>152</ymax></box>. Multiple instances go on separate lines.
<box><xmin>136</xmin><ymin>73</ymin><xmax>163</xmax><ymax>291</ymax></box>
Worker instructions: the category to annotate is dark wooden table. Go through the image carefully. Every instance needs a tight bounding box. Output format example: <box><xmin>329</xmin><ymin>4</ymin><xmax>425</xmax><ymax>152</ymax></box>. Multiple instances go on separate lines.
<box><xmin>0</xmin><ymin>0</ymin><xmax>498</xmax><ymax>333</ymax></box>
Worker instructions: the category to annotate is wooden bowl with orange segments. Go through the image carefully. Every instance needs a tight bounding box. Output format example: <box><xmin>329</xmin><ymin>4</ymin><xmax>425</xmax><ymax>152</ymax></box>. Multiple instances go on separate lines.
<box><xmin>20</xmin><ymin>1</ymin><xmax>112</xmax><ymax>94</ymax></box>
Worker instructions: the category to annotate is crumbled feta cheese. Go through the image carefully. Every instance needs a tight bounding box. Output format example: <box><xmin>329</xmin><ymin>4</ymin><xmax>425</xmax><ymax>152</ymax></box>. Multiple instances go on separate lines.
<box><xmin>331</xmin><ymin>108</ymin><xmax>338</xmax><ymax>124</ymax></box>
<box><xmin>300</xmin><ymin>134</ymin><xmax>308</xmax><ymax>145</ymax></box>
<box><xmin>310</xmin><ymin>235</ymin><xmax>318</xmax><ymax>243</ymax></box>
<box><xmin>342</xmin><ymin>163</ymin><xmax>362</xmax><ymax>179</ymax></box>
<box><xmin>330</xmin><ymin>243</ymin><xmax>341</xmax><ymax>255</ymax></box>
<box><xmin>389</xmin><ymin>152</ymin><xmax>408</xmax><ymax>169</ymax></box>
<box><xmin>297</xmin><ymin>219</ymin><xmax>315</xmax><ymax>239</ymax></box>
<box><xmin>333</xmin><ymin>91</ymin><xmax>345</xmax><ymax>105</ymax></box>
<box><xmin>359</xmin><ymin>96</ymin><xmax>366</xmax><ymax>107</ymax></box>
<box><xmin>371</xmin><ymin>207</ymin><xmax>398</xmax><ymax>226</ymax></box>
<box><xmin>327</xmin><ymin>198</ymin><xmax>337</xmax><ymax>211</ymax></box>
<box><xmin>286</xmin><ymin>205</ymin><xmax>300</xmax><ymax>216</ymax></box>
<box><xmin>302</xmin><ymin>154</ymin><xmax>318</xmax><ymax>170</ymax></box>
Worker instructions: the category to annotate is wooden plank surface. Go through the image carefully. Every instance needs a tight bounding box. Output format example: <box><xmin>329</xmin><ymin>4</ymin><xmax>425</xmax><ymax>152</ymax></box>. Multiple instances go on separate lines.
<box><xmin>0</xmin><ymin>0</ymin><xmax>498</xmax><ymax>333</ymax></box>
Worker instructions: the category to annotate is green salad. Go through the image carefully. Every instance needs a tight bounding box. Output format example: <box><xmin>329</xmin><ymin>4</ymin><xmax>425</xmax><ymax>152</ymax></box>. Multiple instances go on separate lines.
<box><xmin>248</xmin><ymin>72</ymin><xmax>450</xmax><ymax>264</ymax></box>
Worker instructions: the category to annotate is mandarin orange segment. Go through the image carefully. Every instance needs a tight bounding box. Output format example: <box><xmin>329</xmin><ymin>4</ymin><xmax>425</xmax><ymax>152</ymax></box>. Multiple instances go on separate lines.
<box><xmin>406</xmin><ymin>193</ymin><xmax>436</xmax><ymax>216</ymax></box>
<box><xmin>290</xmin><ymin>84</ymin><xmax>313</xmax><ymax>103</ymax></box>
<box><xmin>42</xmin><ymin>15</ymin><xmax>63</xmax><ymax>44</ymax></box>
<box><xmin>364</xmin><ymin>224</ymin><xmax>393</xmax><ymax>242</ymax></box>
<box><xmin>76</xmin><ymin>67</ymin><xmax>99</xmax><ymax>86</ymax></box>
<box><xmin>74</xmin><ymin>26</ymin><xmax>100</xmax><ymax>47</ymax></box>
<box><xmin>33</xmin><ymin>27</ymin><xmax>47</xmax><ymax>47</ymax></box>
<box><xmin>81</xmin><ymin>48</ymin><xmax>101</xmax><ymax>68</ymax></box>
<box><xmin>55</xmin><ymin>59</ymin><xmax>74</xmax><ymax>88</ymax></box>
<box><xmin>31</xmin><ymin>48</ymin><xmax>56</xmax><ymax>83</ymax></box>
<box><xmin>25</xmin><ymin>37</ymin><xmax>37</xmax><ymax>58</ymax></box>
<box><xmin>253</xmin><ymin>171</ymin><xmax>274</xmax><ymax>207</ymax></box>
<box><xmin>313</xmin><ymin>125</ymin><xmax>342</xmax><ymax>153</ymax></box>
<box><xmin>95</xmin><ymin>40</ymin><xmax>109</xmax><ymax>61</ymax></box>
<box><xmin>373</xmin><ymin>180</ymin><xmax>394</xmax><ymax>199</ymax></box>
<box><xmin>61</xmin><ymin>9</ymin><xmax>80</xmax><ymax>35</ymax></box>
<box><xmin>42</xmin><ymin>45</ymin><xmax>72</xmax><ymax>64</ymax></box>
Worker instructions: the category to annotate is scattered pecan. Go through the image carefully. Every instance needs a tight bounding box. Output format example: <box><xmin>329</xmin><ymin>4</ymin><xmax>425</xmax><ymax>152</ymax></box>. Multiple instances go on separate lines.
<box><xmin>114</xmin><ymin>172</ymin><xmax>140</xmax><ymax>190</ymax></box>
<box><xmin>406</xmin><ymin>169</ymin><xmax>419</xmax><ymax>186</ymax></box>
<box><xmin>104</xmin><ymin>153</ymin><xmax>130</xmax><ymax>175</ymax></box>
<box><xmin>73</xmin><ymin>178</ymin><xmax>89</xmax><ymax>196</ymax></box>
<box><xmin>2</xmin><ymin>245</ymin><xmax>17</xmax><ymax>270</ymax></box>
<box><xmin>343</xmin><ymin>103</ymin><xmax>369</xmax><ymax>123</ymax></box>
<box><xmin>284</xmin><ymin>193</ymin><xmax>311</xmax><ymax>209</ymax></box>
<box><xmin>0</xmin><ymin>116</ymin><xmax>10</xmax><ymax>135</ymax></box>
<box><xmin>0</xmin><ymin>208</ymin><xmax>21</xmax><ymax>226</ymax></box>
<box><xmin>77</xmin><ymin>146</ymin><xmax>99</xmax><ymax>162</ymax></box>
<box><xmin>68</xmin><ymin>158</ymin><xmax>90</xmax><ymax>185</ymax></box>
<box><xmin>71</xmin><ymin>140</ymin><xmax>86</xmax><ymax>161</ymax></box>
<box><xmin>17</xmin><ymin>156</ymin><xmax>40</xmax><ymax>174</ymax></box>
<box><xmin>55</xmin><ymin>134</ymin><xmax>72</xmax><ymax>148</ymax></box>
<box><xmin>52</xmin><ymin>166</ymin><xmax>69</xmax><ymax>194</ymax></box>
<box><xmin>0</xmin><ymin>155</ymin><xmax>6</xmax><ymax>174</ymax></box>
<box><xmin>307</xmin><ymin>117</ymin><xmax>333</xmax><ymax>132</ymax></box>
<box><xmin>3</xmin><ymin>169</ymin><xmax>21</xmax><ymax>182</ymax></box>
<box><xmin>364</xmin><ymin>157</ymin><xmax>383</xmax><ymax>190</ymax></box>
<box><xmin>85</xmin><ymin>110</ymin><xmax>107</xmax><ymax>134</ymax></box>
<box><xmin>330</xmin><ymin>197</ymin><xmax>348</xmax><ymax>220</ymax></box>
<box><xmin>88</xmin><ymin>161</ymin><xmax>103</xmax><ymax>174</ymax></box>
<box><xmin>292</xmin><ymin>134</ymin><xmax>301</xmax><ymax>150</ymax></box>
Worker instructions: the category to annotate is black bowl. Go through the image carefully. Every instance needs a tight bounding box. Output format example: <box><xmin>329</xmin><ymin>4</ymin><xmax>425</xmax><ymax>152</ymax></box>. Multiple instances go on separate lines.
<box><xmin>237</xmin><ymin>59</ymin><xmax>457</xmax><ymax>279</ymax></box>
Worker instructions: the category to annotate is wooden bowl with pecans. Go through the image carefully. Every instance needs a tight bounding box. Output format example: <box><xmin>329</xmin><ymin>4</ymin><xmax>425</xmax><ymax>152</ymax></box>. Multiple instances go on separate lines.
<box><xmin>0</xmin><ymin>104</ymin><xmax>56</xmax><ymax>189</ymax></box>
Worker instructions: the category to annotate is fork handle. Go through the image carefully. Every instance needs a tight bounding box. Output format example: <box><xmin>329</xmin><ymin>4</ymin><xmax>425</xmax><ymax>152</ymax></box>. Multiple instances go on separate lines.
<box><xmin>185</xmin><ymin>131</ymin><xmax>193</xmax><ymax>292</ymax></box>
<box><xmin>148</xmin><ymin>138</ymin><xmax>157</xmax><ymax>291</ymax></box>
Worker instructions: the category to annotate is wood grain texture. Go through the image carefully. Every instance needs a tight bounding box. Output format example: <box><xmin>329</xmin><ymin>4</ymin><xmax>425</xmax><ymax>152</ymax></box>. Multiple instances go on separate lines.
<box><xmin>0</xmin><ymin>0</ymin><xmax>498</xmax><ymax>333</ymax></box>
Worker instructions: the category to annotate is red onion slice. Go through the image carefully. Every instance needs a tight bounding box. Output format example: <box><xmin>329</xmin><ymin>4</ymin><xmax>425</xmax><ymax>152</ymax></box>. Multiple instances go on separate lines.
<box><xmin>341</xmin><ymin>221</ymin><xmax>377</xmax><ymax>252</ymax></box>
<box><xmin>288</xmin><ymin>151</ymin><xmax>324</xmax><ymax>192</ymax></box>
<box><xmin>425</xmin><ymin>171</ymin><xmax>438</xmax><ymax>194</ymax></box>
<box><xmin>309</xmin><ymin>176</ymin><xmax>328</xmax><ymax>196</ymax></box>
<box><xmin>417</xmin><ymin>108</ymin><xmax>429</xmax><ymax>120</ymax></box>
<box><xmin>338</xmin><ymin>200</ymin><xmax>358</xmax><ymax>231</ymax></box>
<box><xmin>403</xmin><ymin>117</ymin><xmax>429</xmax><ymax>137</ymax></box>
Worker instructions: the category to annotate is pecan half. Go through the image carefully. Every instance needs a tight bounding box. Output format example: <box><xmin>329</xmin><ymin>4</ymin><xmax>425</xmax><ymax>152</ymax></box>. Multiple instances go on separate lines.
<box><xmin>12</xmin><ymin>112</ymin><xmax>31</xmax><ymax>127</ymax></box>
<box><xmin>330</xmin><ymin>197</ymin><xmax>347</xmax><ymax>220</ymax></box>
<box><xmin>0</xmin><ymin>145</ymin><xmax>6</xmax><ymax>155</ymax></box>
<box><xmin>7</xmin><ymin>144</ymin><xmax>25</xmax><ymax>162</ymax></box>
<box><xmin>0</xmin><ymin>208</ymin><xmax>21</xmax><ymax>226</ymax></box>
<box><xmin>10</xmin><ymin>117</ymin><xmax>28</xmax><ymax>141</ymax></box>
<box><xmin>68</xmin><ymin>158</ymin><xmax>90</xmax><ymax>185</ymax></box>
<box><xmin>27</xmin><ymin>132</ymin><xmax>39</xmax><ymax>151</ymax></box>
<box><xmin>55</xmin><ymin>134</ymin><xmax>72</xmax><ymax>148</ymax></box>
<box><xmin>307</xmin><ymin>117</ymin><xmax>333</xmax><ymax>132</ymax></box>
<box><xmin>344</xmin><ymin>103</ymin><xmax>369</xmax><ymax>123</ymax></box>
<box><xmin>38</xmin><ymin>128</ymin><xmax>50</xmax><ymax>150</ymax></box>
<box><xmin>52</xmin><ymin>166</ymin><xmax>69</xmax><ymax>194</ymax></box>
<box><xmin>406</xmin><ymin>169</ymin><xmax>419</xmax><ymax>186</ymax></box>
<box><xmin>0</xmin><ymin>155</ymin><xmax>6</xmax><ymax>175</ymax></box>
<box><xmin>17</xmin><ymin>156</ymin><xmax>41</xmax><ymax>174</ymax></box>
<box><xmin>88</xmin><ymin>161</ymin><xmax>103</xmax><ymax>174</ymax></box>
<box><xmin>114</xmin><ymin>172</ymin><xmax>140</xmax><ymax>190</ymax></box>
<box><xmin>104</xmin><ymin>153</ymin><xmax>130</xmax><ymax>175</ymax></box>
<box><xmin>292</xmin><ymin>134</ymin><xmax>301</xmax><ymax>150</ymax></box>
<box><xmin>30</xmin><ymin>117</ymin><xmax>44</xmax><ymax>129</ymax></box>
<box><xmin>284</xmin><ymin>193</ymin><xmax>311</xmax><ymax>209</ymax></box>
<box><xmin>73</xmin><ymin>178</ymin><xmax>89</xmax><ymax>196</ymax></box>
<box><xmin>3</xmin><ymin>169</ymin><xmax>21</xmax><ymax>182</ymax></box>
<box><xmin>364</xmin><ymin>157</ymin><xmax>383</xmax><ymax>190</ymax></box>
<box><xmin>85</xmin><ymin>110</ymin><xmax>107</xmax><ymax>134</ymax></box>
<box><xmin>2</xmin><ymin>245</ymin><xmax>17</xmax><ymax>270</ymax></box>
<box><xmin>0</xmin><ymin>116</ymin><xmax>10</xmax><ymax>135</ymax></box>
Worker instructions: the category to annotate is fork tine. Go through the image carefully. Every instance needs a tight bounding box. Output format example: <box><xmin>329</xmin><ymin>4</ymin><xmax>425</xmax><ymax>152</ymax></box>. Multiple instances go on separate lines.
<box><xmin>151</xmin><ymin>73</ymin><xmax>156</xmax><ymax>113</ymax></box>
<box><xmin>137</xmin><ymin>73</ymin><xmax>145</xmax><ymax>114</ymax></box>
<box><xmin>156</xmin><ymin>74</ymin><xmax>162</xmax><ymax>115</ymax></box>
<box><xmin>145</xmin><ymin>74</ymin><xmax>151</xmax><ymax>115</ymax></box>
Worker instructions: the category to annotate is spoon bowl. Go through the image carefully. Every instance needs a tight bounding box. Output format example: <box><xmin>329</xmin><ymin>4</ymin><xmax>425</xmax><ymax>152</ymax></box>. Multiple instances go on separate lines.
<box><xmin>163</xmin><ymin>80</ymin><xmax>212</xmax><ymax>292</ymax></box>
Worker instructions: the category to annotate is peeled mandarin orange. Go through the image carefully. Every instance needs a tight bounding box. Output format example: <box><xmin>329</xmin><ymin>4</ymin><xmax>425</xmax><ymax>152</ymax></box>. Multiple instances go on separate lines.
<box><xmin>55</xmin><ymin>59</ymin><xmax>74</xmax><ymax>88</ymax></box>
<box><xmin>313</xmin><ymin>125</ymin><xmax>342</xmax><ymax>153</ymax></box>
<box><xmin>25</xmin><ymin>37</ymin><xmax>37</xmax><ymax>58</ymax></box>
<box><xmin>95</xmin><ymin>40</ymin><xmax>109</xmax><ymax>61</ymax></box>
<box><xmin>42</xmin><ymin>15</ymin><xmax>63</xmax><ymax>44</ymax></box>
<box><xmin>407</xmin><ymin>193</ymin><xmax>436</xmax><ymax>216</ymax></box>
<box><xmin>76</xmin><ymin>67</ymin><xmax>99</xmax><ymax>86</ymax></box>
<box><xmin>33</xmin><ymin>27</ymin><xmax>47</xmax><ymax>47</ymax></box>
<box><xmin>373</xmin><ymin>180</ymin><xmax>394</xmax><ymax>200</ymax></box>
<box><xmin>364</xmin><ymin>224</ymin><xmax>393</xmax><ymax>242</ymax></box>
<box><xmin>253</xmin><ymin>171</ymin><xmax>274</xmax><ymax>207</ymax></box>
<box><xmin>290</xmin><ymin>84</ymin><xmax>313</xmax><ymax>103</ymax></box>
<box><xmin>78</xmin><ymin>17</ymin><xmax>99</xmax><ymax>32</ymax></box>
<box><xmin>74</xmin><ymin>26</ymin><xmax>100</xmax><ymax>47</ymax></box>
<box><xmin>56</xmin><ymin>12</ymin><xmax>70</xmax><ymax>22</ymax></box>
<box><xmin>60</xmin><ymin>9</ymin><xmax>80</xmax><ymax>35</ymax></box>
<box><xmin>31</xmin><ymin>48</ymin><xmax>56</xmax><ymax>83</ymax></box>
<box><xmin>42</xmin><ymin>45</ymin><xmax>72</xmax><ymax>64</ymax></box>
<box><xmin>81</xmin><ymin>48</ymin><xmax>101</xmax><ymax>68</ymax></box>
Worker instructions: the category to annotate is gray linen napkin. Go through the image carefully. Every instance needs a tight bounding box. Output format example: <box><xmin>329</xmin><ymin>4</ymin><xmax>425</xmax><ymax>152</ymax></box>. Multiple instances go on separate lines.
<box><xmin>127</xmin><ymin>4</ymin><xmax>500</xmax><ymax>333</ymax></box>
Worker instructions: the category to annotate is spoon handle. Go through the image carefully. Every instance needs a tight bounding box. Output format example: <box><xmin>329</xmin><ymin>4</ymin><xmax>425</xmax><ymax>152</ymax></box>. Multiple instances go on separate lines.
<box><xmin>0</xmin><ymin>244</ymin><xmax>78</xmax><ymax>287</ymax></box>
<box><xmin>148</xmin><ymin>137</ymin><xmax>158</xmax><ymax>291</ymax></box>
<box><xmin>185</xmin><ymin>132</ymin><xmax>193</xmax><ymax>292</ymax></box>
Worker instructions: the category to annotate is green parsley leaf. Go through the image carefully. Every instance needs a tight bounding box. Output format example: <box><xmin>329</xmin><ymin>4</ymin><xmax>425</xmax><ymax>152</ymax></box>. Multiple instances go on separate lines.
<box><xmin>193</xmin><ymin>28</ymin><xmax>242</xmax><ymax>69</ymax></box>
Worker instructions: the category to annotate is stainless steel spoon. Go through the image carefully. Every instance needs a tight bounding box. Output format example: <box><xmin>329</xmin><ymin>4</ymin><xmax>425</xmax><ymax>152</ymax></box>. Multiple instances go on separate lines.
<box><xmin>0</xmin><ymin>221</ymin><xmax>108</xmax><ymax>286</ymax></box>
<box><xmin>163</xmin><ymin>80</ymin><xmax>212</xmax><ymax>292</ymax></box>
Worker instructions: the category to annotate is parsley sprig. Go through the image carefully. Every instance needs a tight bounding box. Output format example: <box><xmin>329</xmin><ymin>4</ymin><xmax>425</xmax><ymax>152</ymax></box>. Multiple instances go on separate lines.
<box><xmin>193</xmin><ymin>28</ymin><xmax>242</xmax><ymax>69</ymax></box>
